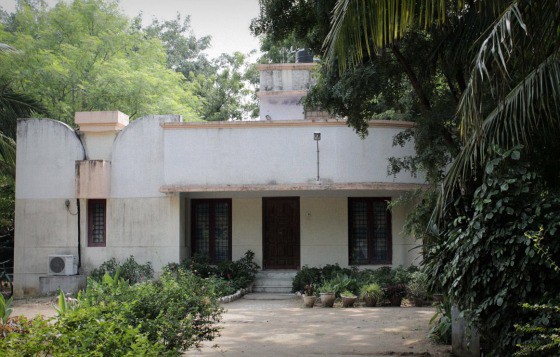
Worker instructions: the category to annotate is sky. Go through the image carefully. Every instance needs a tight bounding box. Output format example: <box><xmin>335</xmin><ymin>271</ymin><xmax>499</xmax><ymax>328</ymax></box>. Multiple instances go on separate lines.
<box><xmin>0</xmin><ymin>0</ymin><xmax>262</xmax><ymax>58</ymax></box>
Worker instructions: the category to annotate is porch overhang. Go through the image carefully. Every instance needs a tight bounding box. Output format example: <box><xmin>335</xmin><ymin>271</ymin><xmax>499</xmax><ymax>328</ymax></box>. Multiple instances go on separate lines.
<box><xmin>160</xmin><ymin>182</ymin><xmax>427</xmax><ymax>193</ymax></box>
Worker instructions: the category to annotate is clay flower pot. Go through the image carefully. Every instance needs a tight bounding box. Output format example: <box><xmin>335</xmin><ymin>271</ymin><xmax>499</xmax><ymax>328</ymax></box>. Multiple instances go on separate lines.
<box><xmin>363</xmin><ymin>296</ymin><xmax>378</xmax><ymax>307</ymax></box>
<box><xmin>320</xmin><ymin>292</ymin><xmax>335</xmax><ymax>307</ymax></box>
<box><xmin>342</xmin><ymin>295</ymin><xmax>357</xmax><ymax>308</ymax></box>
<box><xmin>303</xmin><ymin>295</ymin><xmax>316</xmax><ymax>308</ymax></box>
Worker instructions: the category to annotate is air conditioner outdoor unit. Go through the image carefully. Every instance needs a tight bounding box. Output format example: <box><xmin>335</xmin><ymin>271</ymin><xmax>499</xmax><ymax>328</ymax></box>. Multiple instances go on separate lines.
<box><xmin>48</xmin><ymin>255</ymin><xmax>77</xmax><ymax>276</ymax></box>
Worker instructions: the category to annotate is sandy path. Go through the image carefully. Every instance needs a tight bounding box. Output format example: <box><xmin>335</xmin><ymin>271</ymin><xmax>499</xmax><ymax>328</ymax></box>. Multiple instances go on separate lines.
<box><xmin>192</xmin><ymin>294</ymin><xmax>451</xmax><ymax>356</ymax></box>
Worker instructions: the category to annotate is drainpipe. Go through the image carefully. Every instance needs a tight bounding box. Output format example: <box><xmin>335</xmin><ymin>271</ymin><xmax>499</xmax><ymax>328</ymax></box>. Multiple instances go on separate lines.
<box><xmin>76</xmin><ymin>199</ymin><xmax>81</xmax><ymax>272</ymax></box>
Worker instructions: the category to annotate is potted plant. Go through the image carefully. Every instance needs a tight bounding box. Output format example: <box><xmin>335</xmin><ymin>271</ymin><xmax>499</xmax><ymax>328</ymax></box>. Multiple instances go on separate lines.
<box><xmin>407</xmin><ymin>272</ymin><xmax>429</xmax><ymax>307</ymax></box>
<box><xmin>318</xmin><ymin>281</ymin><xmax>336</xmax><ymax>307</ymax></box>
<box><xmin>302</xmin><ymin>284</ymin><xmax>316</xmax><ymax>308</ymax></box>
<box><xmin>340</xmin><ymin>290</ymin><xmax>357</xmax><ymax>307</ymax></box>
<box><xmin>383</xmin><ymin>284</ymin><xmax>407</xmax><ymax>307</ymax></box>
<box><xmin>360</xmin><ymin>283</ymin><xmax>383</xmax><ymax>307</ymax></box>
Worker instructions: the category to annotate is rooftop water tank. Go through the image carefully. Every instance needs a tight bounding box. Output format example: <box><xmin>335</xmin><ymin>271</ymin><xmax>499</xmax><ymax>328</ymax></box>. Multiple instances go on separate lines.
<box><xmin>295</xmin><ymin>49</ymin><xmax>313</xmax><ymax>63</ymax></box>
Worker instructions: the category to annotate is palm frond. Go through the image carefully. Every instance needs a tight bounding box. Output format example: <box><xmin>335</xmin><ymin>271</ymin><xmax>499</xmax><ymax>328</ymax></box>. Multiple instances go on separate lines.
<box><xmin>323</xmin><ymin>0</ymin><xmax>506</xmax><ymax>72</ymax></box>
<box><xmin>444</xmin><ymin>50</ymin><xmax>560</xmax><ymax>201</ymax></box>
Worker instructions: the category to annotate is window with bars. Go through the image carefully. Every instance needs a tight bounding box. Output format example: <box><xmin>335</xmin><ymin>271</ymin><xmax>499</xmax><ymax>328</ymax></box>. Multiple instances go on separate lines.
<box><xmin>348</xmin><ymin>198</ymin><xmax>392</xmax><ymax>265</ymax></box>
<box><xmin>88</xmin><ymin>199</ymin><xmax>106</xmax><ymax>247</ymax></box>
<box><xmin>191</xmin><ymin>199</ymin><xmax>232</xmax><ymax>263</ymax></box>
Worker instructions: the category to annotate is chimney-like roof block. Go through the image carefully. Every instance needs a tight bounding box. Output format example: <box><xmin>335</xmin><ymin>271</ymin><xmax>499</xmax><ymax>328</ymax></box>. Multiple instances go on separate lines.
<box><xmin>75</xmin><ymin>111</ymin><xmax>129</xmax><ymax>132</ymax></box>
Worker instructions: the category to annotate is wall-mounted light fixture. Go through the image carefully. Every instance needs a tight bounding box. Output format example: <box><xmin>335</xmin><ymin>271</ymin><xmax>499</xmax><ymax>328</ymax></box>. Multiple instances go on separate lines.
<box><xmin>314</xmin><ymin>132</ymin><xmax>321</xmax><ymax>181</ymax></box>
<box><xmin>265</xmin><ymin>114</ymin><xmax>272</xmax><ymax>121</ymax></box>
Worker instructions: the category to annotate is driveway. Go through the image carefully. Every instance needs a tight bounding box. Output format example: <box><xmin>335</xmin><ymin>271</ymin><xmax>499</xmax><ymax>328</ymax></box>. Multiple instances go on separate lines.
<box><xmin>192</xmin><ymin>293</ymin><xmax>452</xmax><ymax>356</ymax></box>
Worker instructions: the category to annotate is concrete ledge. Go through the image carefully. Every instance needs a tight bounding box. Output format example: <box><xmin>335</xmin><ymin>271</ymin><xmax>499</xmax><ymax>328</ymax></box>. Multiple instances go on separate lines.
<box><xmin>39</xmin><ymin>275</ymin><xmax>87</xmax><ymax>296</ymax></box>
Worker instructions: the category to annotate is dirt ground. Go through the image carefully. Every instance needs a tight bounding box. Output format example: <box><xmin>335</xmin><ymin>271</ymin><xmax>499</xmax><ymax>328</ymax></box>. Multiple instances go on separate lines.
<box><xmin>12</xmin><ymin>294</ymin><xmax>451</xmax><ymax>357</ymax></box>
<box><xmin>192</xmin><ymin>294</ymin><xmax>451</xmax><ymax>357</ymax></box>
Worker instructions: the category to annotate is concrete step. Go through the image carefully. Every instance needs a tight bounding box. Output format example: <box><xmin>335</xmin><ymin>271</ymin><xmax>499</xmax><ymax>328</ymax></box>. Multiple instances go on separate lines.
<box><xmin>253</xmin><ymin>270</ymin><xmax>297</xmax><ymax>294</ymax></box>
<box><xmin>253</xmin><ymin>286</ymin><xmax>293</xmax><ymax>293</ymax></box>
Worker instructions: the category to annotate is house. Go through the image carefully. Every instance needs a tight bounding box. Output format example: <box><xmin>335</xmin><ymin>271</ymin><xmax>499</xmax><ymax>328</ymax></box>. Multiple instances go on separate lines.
<box><xmin>14</xmin><ymin>62</ymin><xmax>426</xmax><ymax>297</ymax></box>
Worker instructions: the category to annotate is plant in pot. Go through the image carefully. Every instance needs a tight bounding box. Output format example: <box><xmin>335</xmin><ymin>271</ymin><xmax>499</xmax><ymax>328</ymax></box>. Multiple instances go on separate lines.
<box><xmin>383</xmin><ymin>284</ymin><xmax>407</xmax><ymax>307</ymax></box>
<box><xmin>318</xmin><ymin>281</ymin><xmax>336</xmax><ymax>308</ymax></box>
<box><xmin>360</xmin><ymin>283</ymin><xmax>382</xmax><ymax>307</ymax></box>
<box><xmin>407</xmin><ymin>271</ymin><xmax>429</xmax><ymax>307</ymax></box>
<box><xmin>340</xmin><ymin>290</ymin><xmax>357</xmax><ymax>308</ymax></box>
<box><xmin>302</xmin><ymin>284</ymin><xmax>316</xmax><ymax>308</ymax></box>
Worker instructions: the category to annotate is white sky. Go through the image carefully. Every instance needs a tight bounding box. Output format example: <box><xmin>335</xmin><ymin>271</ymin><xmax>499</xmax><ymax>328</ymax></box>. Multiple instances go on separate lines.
<box><xmin>0</xmin><ymin>0</ymin><xmax>261</xmax><ymax>58</ymax></box>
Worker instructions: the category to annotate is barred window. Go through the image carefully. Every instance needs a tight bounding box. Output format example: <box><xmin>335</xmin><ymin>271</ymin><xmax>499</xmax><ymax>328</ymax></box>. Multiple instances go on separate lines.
<box><xmin>88</xmin><ymin>199</ymin><xmax>106</xmax><ymax>247</ymax></box>
<box><xmin>191</xmin><ymin>199</ymin><xmax>232</xmax><ymax>263</ymax></box>
<box><xmin>348</xmin><ymin>198</ymin><xmax>392</xmax><ymax>265</ymax></box>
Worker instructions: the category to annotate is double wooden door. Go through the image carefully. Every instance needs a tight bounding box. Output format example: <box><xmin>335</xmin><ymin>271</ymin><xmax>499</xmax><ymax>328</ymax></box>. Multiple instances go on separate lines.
<box><xmin>262</xmin><ymin>197</ymin><xmax>300</xmax><ymax>269</ymax></box>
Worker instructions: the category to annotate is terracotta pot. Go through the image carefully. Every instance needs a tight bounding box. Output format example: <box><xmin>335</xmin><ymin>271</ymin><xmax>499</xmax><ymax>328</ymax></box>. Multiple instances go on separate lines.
<box><xmin>302</xmin><ymin>295</ymin><xmax>316</xmax><ymax>308</ymax></box>
<box><xmin>320</xmin><ymin>292</ymin><xmax>335</xmax><ymax>307</ymax></box>
<box><xmin>342</xmin><ymin>296</ymin><xmax>357</xmax><ymax>308</ymax></box>
<box><xmin>389</xmin><ymin>296</ymin><xmax>403</xmax><ymax>307</ymax></box>
<box><xmin>363</xmin><ymin>296</ymin><xmax>378</xmax><ymax>307</ymax></box>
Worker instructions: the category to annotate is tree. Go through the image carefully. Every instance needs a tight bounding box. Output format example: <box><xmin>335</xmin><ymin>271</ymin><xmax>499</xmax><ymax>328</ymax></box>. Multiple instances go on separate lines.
<box><xmin>0</xmin><ymin>0</ymin><xmax>201</xmax><ymax>124</ymax></box>
<box><xmin>146</xmin><ymin>14</ymin><xmax>258</xmax><ymax>120</ymax></box>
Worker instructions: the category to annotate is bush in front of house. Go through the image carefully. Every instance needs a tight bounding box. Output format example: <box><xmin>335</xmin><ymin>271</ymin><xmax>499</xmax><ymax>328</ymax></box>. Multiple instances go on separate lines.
<box><xmin>89</xmin><ymin>255</ymin><xmax>154</xmax><ymax>284</ymax></box>
<box><xmin>167</xmin><ymin>250</ymin><xmax>260</xmax><ymax>291</ymax></box>
<box><xmin>0</xmin><ymin>270</ymin><xmax>223</xmax><ymax>355</ymax></box>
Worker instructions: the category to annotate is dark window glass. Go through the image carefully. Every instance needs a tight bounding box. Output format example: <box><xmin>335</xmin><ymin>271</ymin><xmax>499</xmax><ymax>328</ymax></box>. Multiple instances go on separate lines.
<box><xmin>191</xmin><ymin>199</ymin><xmax>232</xmax><ymax>263</ymax></box>
<box><xmin>349</xmin><ymin>198</ymin><xmax>392</xmax><ymax>265</ymax></box>
<box><xmin>88</xmin><ymin>199</ymin><xmax>106</xmax><ymax>247</ymax></box>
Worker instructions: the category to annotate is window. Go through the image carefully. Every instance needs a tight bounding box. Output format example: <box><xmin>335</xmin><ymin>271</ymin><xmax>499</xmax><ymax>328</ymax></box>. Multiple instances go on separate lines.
<box><xmin>348</xmin><ymin>198</ymin><xmax>392</xmax><ymax>265</ymax></box>
<box><xmin>191</xmin><ymin>199</ymin><xmax>232</xmax><ymax>263</ymax></box>
<box><xmin>88</xmin><ymin>199</ymin><xmax>106</xmax><ymax>247</ymax></box>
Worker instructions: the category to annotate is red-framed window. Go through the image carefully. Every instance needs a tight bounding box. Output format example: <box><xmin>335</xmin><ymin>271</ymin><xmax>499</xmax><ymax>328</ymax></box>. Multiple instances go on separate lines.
<box><xmin>348</xmin><ymin>197</ymin><xmax>392</xmax><ymax>265</ymax></box>
<box><xmin>88</xmin><ymin>199</ymin><xmax>106</xmax><ymax>247</ymax></box>
<box><xmin>191</xmin><ymin>199</ymin><xmax>232</xmax><ymax>263</ymax></box>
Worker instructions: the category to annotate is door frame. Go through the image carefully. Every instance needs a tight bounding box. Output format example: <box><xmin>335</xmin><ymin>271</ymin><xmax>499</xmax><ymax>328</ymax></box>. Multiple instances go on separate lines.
<box><xmin>262</xmin><ymin>196</ymin><xmax>300</xmax><ymax>269</ymax></box>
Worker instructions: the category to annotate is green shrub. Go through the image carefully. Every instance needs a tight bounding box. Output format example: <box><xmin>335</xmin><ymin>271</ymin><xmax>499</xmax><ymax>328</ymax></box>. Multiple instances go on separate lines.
<box><xmin>514</xmin><ymin>303</ymin><xmax>560</xmax><ymax>356</ymax></box>
<box><xmin>429</xmin><ymin>299</ymin><xmax>452</xmax><ymax>345</ymax></box>
<box><xmin>292</xmin><ymin>265</ymin><xmax>321</xmax><ymax>293</ymax></box>
<box><xmin>168</xmin><ymin>250</ymin><xmax>260</xmax><ymax>291</ymax></box>
<box><xmin>89</xmin><ymin>255</ymin><xmax>153</xmax><ymax>284</ymax></box>
<box><xmin>407</xmin><ymin>271</ymin><xmax>429</xmax><ymax>300</ymax></box>
<box><xmin>83</xmin><ymin>271</ymin><xmax>224</xmax><ymax>353</ymax></box>
<box><xmin>360</xmin><ymin>283</ymin><xmax>383</xmax><ymax>300</ymax></box>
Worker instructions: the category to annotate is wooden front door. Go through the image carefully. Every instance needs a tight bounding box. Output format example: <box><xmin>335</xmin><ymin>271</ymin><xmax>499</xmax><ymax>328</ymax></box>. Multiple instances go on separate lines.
<box><xmin>263</xmin><ymin>197</ymin><xmax>300</xmax><ymax>269</ymax></box>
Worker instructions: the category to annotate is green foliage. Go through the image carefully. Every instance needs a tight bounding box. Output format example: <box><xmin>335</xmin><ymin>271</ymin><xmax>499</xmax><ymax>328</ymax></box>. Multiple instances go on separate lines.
<box><xmin>429</xmin><ymin>298</ymin><xmax>452</xmax><ymax>345</ymax></box>
<box><xmin>291</xmin><ymin>265</ymin><xmax>322</xmax><ymax>293</ymax></box>
<box><xmin>0</xmin><ymin>292</ymin><xmax>12</xmax><ymax>324</ymax></box>
<box><xmin>0</xmin><ymin>304</ymin><xmax>168</xmax><ymax>356</ymax></box>
<box><xmin>340</xmin><ymin>290</ymin><xmax>355</xmax><ymax>298</ymax></box>
<box><xmin>167</xmin><ymin>250</ymin><xmax>260</xmax><ymax>292</ymax></box>
<box><xmin>407</xmin><ymin>271</ymin><xmax>429</xmax><ymax>300</ymax></box>
<box><xmin>359</xmin><ymin>283</ymin><xmax>383</xmax><ymax>300</ymax></box>
<box><xmin>0</xmin><ymin>0</ymin><xmax>201</xmax><ymax>123</ymax></box>
<box><xmin>514</xmin><ymin>303</ymin><xmax>560</xmax><ymax>356</ymax></box>
<box><xmin>425</xmin><ymin>147</ymin><xmax>560</xmax><ymax>353</ymax></box>
<box><xmin>82</xmin><ymin>270</ymin><xmax>223</xmax><ymax>353</ymax></box>
<box><xmin>89</xmin><ymin>255</ymin><xmax>153</xmax><ymax>284</ymax></box>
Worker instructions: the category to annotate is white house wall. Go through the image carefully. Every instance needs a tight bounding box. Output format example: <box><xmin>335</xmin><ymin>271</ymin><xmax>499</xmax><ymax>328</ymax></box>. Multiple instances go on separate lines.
<box><xmin>163</xmin><ymin>122</ymin><xmax>424</xmax><ymax>187</ymax></box>
<box><xmin>15</xmin><ymin>119</ymin><xmax>85</xmax><ymax>296</ymax></box>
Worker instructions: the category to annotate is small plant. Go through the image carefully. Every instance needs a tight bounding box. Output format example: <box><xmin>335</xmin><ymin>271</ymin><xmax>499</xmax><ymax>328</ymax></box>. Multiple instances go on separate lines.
<box><xmin>429</xmin><ymin>298</ymin><xmax>452</xmax><ymax>344</ymax></box>
<box><xmin>292</xmin><ymin>265</ymin><xmax>321</xmax><ymax>293</ymax></box>
<box><xmin>0</xmin><ymin>293</ymin><xmax>12</xmax><ymax>325</ymax></box>
<box><xmin>360</xmin><ymin>283</ymin><xmax>383</xmax><ymax>300</ymax></box>
<box><xmin>340</xmin><ymin>290</ymin><xmax>355</xmax><ymax>298</ymax></box>
<box><xmin>89</xmin><ymin>256</ymin><xmax>153</xmax><ymax>284</ymax></box>
<box><xmin>304</xmin><ymin>284</ymin><xmax>315</xmax><ymax>296</ymax></box>
<box><xmin>407</xmin><ymin>271</ymin><xmax>429</xmax><ymax>304</ymax></box>
<box><xmin>383</xmin><ymin>284</ymin><xmax>407</xmax><ymax>306</ymax></box>
<box><xmin>318</xmin><ymin>281</ymin><xmax>336</xmax><ymax>294</ymax></box>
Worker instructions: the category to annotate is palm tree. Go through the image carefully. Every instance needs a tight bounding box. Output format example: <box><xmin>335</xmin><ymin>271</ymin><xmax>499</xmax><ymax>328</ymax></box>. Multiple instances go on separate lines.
<box><xmin>323</xmin><ymin>0</ymin><xmax>560</xmax><ymax>206</ymax></box>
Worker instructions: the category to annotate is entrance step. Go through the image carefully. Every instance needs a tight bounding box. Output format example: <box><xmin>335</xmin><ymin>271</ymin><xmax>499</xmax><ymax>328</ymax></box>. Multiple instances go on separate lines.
<box><xmin>253</xmin><ymin>270</ymin><xmax>297</xmax><ymax>294</ymax></box>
